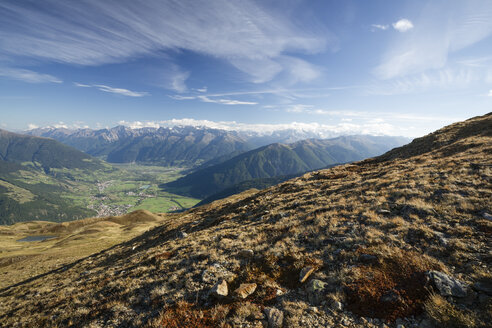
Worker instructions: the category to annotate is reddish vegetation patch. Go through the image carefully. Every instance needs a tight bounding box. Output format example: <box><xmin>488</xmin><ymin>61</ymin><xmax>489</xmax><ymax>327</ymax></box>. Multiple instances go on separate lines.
<box><xmin>155</xmin><ymin>251</ymin><xmax>174</xmax><ymax>260</ymax></box>
<box><xmin>159</xmin><ymin>301</ymin><xmax>228</xmax><ymax>328</ymax></box>
<box><xmin>344</xmin><ymin>250</ymin><xmax>433</xmax><ymax>321</ymax></box>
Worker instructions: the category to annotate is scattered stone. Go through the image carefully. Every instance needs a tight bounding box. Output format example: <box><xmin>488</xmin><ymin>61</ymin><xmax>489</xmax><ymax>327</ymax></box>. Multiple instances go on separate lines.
<box><xmin>177</xmin><ymin>231</ymin><xmax>188</xmax><ymax>238</ymax></box>
<box><xmin>239</xmin><ymin>249</ymin><xmax>254</xmax><ymax>258</ymax></box>
<box><xmin>264</xmin><ymin>307</ymin><xmax>283</xmax><ymax>328</ymax></box>
<box><xmin>426</xmin><ymin>271</ymin><xmax>468</xmax><ymax>297</ymax></box>
<box><xmin>234</xmin><ymin>283</ymin><xmax>257</xmax><ymax>299</ymax></box>
<box><xmin>299</xmin><ymin>266</ymin><xmax>316</xmax><ymax>283</ymax></box>
<box><xmin>202</xmin><ymin>263</ymin><xmax>236</xmax><ymax>283</ymax></box>
<box><xmin>378</xmin><ymin>209</ymin><xmax>391</xmax><ymax>214</ymax></box>
<box><xmin>396</xmin><ymin>324</ymin><xmax>405</xmax><ymax>328</ymax></box>
<box><xmin>331</xmin><ymin>300</ymin><xmax>343</xmax><ymax>311</ymax></box>
<box><xmin>210</xmin><ymin>279</ymin><xmax>228</xmax><ymax>298</ymax></box>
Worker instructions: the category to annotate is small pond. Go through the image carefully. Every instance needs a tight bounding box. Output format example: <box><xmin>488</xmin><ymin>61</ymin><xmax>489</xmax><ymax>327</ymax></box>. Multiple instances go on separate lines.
<box><xmin>17</xmin><ymin>235</ymin><xmax>57</xmax><ymax>242</ymax></box>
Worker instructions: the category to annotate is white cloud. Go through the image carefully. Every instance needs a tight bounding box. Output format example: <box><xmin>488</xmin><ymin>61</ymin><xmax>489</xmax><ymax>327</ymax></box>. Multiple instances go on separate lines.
<box><xmin>197</xmin><ymin>95</ymin><xmax>257</xmax><ymax>105</ymax></box>
<box><xmin>0</xmin><ymin>67</ymin><xmax>62</xmax><ymax>83</ymax></box>
<box><xmin>392</xmin><ymin>19</ymin><xmax>414</xmax><ymax>32</ymax></box>
<box><xmin>74</xmin><ymin>82</ymin><xmax>148</xmax><ymax>97</ymax></box>
<box><xmin>73</xmin><ymin>82</ymin><xmax>91</xmax><ymax>87</ymax></box>
<box><xmin>371</xmin><ymin>24</ymin><xmax>389</xmax><ymax>31</ymax></box>
<box><xmin>169</xmin><ymin>70</ymin><xmax>190</xmax><ymax>93</ymax></box>
<box><xmin>368</xmin><ymin>68</ymin><xmax>480</xmax><ymax>95</ymax></box>
<box><xmin>196</xmin><ymin>87</ymin><xmax>207</xmax><ymax>93</ymax></box>
<box><xmin>27</xmin><ymin>123</ymin><xmax>39</xmax><ymax>130</ymax></box>
<box><xmin>488</xmin><ymin>89</ymin><xmax>492</xmax><ymax>96</ymax></box>
<box><xmin>375</xmin><ymin>2</ymin><xmax>492</xmax><ymax>79</ymax></box>
<box><xmin>0</xmin><ymin>1</ymin><xmax>329</xmax><ymax>84</ymax></box>
<box><xmin>95</xmin><ymin>85</ymin><xmax>148</xmax><ymax>97</ymax></box>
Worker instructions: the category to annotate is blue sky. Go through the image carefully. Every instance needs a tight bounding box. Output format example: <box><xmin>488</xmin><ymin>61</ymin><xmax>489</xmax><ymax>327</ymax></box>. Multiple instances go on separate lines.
<box><xmin>0</xmin><ymin>0</ymin><xmax>491</xmax><ymax>137</ymax></box>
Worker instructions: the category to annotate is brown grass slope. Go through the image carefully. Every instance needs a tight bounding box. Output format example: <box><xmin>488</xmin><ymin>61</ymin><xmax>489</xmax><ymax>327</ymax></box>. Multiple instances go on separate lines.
<box><xmin>0</xmin><ymin>113</ymin><xmax>491</xmax><ymax>327</ymax></box>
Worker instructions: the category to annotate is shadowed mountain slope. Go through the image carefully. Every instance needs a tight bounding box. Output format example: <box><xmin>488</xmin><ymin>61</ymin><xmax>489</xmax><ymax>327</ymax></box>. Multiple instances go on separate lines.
<box><xmin>0</xmin><ymin>130</ymin><xmax>109</xmax><ymax>224</ymax></box>
<box><xmin>165</xmin><ymin>135</ymin><xmax>409</xmax><ymax>198</ymax></box>
<box><xmin>1</xmin><ymin>113</ymin><xmax>491</xmax><ymax>327</ymax></box>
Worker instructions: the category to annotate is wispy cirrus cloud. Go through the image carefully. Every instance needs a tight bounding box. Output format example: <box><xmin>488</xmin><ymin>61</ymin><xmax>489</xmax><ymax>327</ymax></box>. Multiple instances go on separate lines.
<box><xmin>371</xmin><ymin>24</ymin><xmax>389</xmax><ymax>31</ymax></box>
<box><xmin>0</xmin><ymin>67</ymin><xmax>62</xmax><ymax>83</ymax></box>
<box><xmin>488</xmin><ymin>89</ymin><xmax>492</xmax><ymax>96</ymax></box>
<box><xmin>170</xmin><ymin>94</ymin><xmax>257</xmax><ymax>105</ymax></box>
<box><xmin>375</xmin><ymin>1</ymin><xmax>492</xmax><ymax>79</ymax></box>
<box><xmin>197</xmin><ymin>96</ymin><xmax>257</xmax><ymax>105</ymax></box>
<box><xmin>74</xmin><ymin>82</ymin><xmax>148</xmax><ymax>97</ymax></box>
<box><xmin>0</xmin><ymin>1</ymin><xmax>330</xmax><ymax>85</ymax></box>
<box><xmin>367</xmin><ymin>68</ymin><xmax>481</xmax><ymax>95</ymax></box>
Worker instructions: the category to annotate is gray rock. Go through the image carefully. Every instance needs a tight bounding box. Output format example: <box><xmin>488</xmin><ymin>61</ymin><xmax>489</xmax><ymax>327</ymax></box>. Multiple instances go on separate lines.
<box><xmin>264</xmin><ymin>307</ymin><xmax>283</xmax><ymax>328</ymax></box>
<box><xmin>177</xmin><ymin>231</ymin><xmax>188</xmax><ymax>238</ymax></box>
<box><xmin>482</xmin><ymin>212</ymin><xmax>492</xmax><ymax>220</ymax></box>
<box><xmin>426</xmin><ymin>271</ymin><xmax>468</xmax><ymax>297</ymax></box>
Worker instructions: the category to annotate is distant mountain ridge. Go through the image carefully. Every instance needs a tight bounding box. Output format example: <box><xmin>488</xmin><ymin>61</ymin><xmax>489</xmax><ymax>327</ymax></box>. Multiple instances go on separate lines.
<box><xmin>27</xmin><ymin>126</ymin><xmax>252</xmax><ymax>167</ymax></box>
<box><xmin>26</xmin><ymin>125</ymin><xmax>410</xmax><ymax>167</ymax></box>
<box><xmin>164</xmin><ymin>135</ymin><xmax>409</xmax><ymax>198</ymax></box>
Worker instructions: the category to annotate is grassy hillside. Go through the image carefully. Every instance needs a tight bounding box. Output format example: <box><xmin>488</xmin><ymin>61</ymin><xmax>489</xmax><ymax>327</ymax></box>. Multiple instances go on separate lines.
<box><xmin>2</xmin><ymin>114</ymin><xmax>489</xmax><ymax>327</ymax></box>
<box><xmin>165</xmin><ymin>135</ymin><xmax>409</xmax><ymax>198</ymax></box>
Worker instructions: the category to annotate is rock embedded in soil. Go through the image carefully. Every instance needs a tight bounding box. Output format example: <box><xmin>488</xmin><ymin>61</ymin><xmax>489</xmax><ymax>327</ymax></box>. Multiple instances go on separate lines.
<box><xmin>234</xmin><ymin>283</ymin><xmax>257</xmax><ymax>299</ymax></box>
<box><xmin>299</xmin><ymin>266</ymin><xmax>316</xmax><ymax>283</ymax></box>
<box><xmin>264</xmin><ymin>307</ymin><xmax>283</xmax><ymax>328</ymax></box>
<box><xmin>210</xmin><ymin>279</ymin><xmax>228</xmax><ymax>297</ymax></box>
<box><xmin>307</xmin><ymin>279</ymin><xmax>328</xmax><ymax>305</ymax></box>
<box><xmin>239</xmin><ymin>249</ymin><xmax>254</xmax><ymax>258</ymax></box>
<box><xmin>426</xmin><ymin>271</ymin><xmax>468</xmax><ymax>297</ymax></box>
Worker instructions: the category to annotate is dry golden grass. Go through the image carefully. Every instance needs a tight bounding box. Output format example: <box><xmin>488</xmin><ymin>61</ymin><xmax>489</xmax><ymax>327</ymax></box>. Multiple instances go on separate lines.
<box><xmin>0</xmin><ymin>113</ymin><xmax>490</xmax><ymax>327</ymax></box>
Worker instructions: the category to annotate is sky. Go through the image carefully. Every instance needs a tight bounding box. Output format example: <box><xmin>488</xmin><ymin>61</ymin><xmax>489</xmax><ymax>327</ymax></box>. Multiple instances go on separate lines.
<box><xmin>0</xmin><ymin>0</ymin><xmax>491</xmax><ymax>137</ymax></box>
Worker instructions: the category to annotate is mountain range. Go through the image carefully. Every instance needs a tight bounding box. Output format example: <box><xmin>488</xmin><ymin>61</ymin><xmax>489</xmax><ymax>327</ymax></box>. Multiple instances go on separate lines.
<box><xmin>25</xmin><ymin>126</ymin><xmax>409</xmax><ymax>168</ymax></box>
<box><xmin>164</xmin><ymin>135</ymin><xmax>409</xmax><ymax>199</ymax></box>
